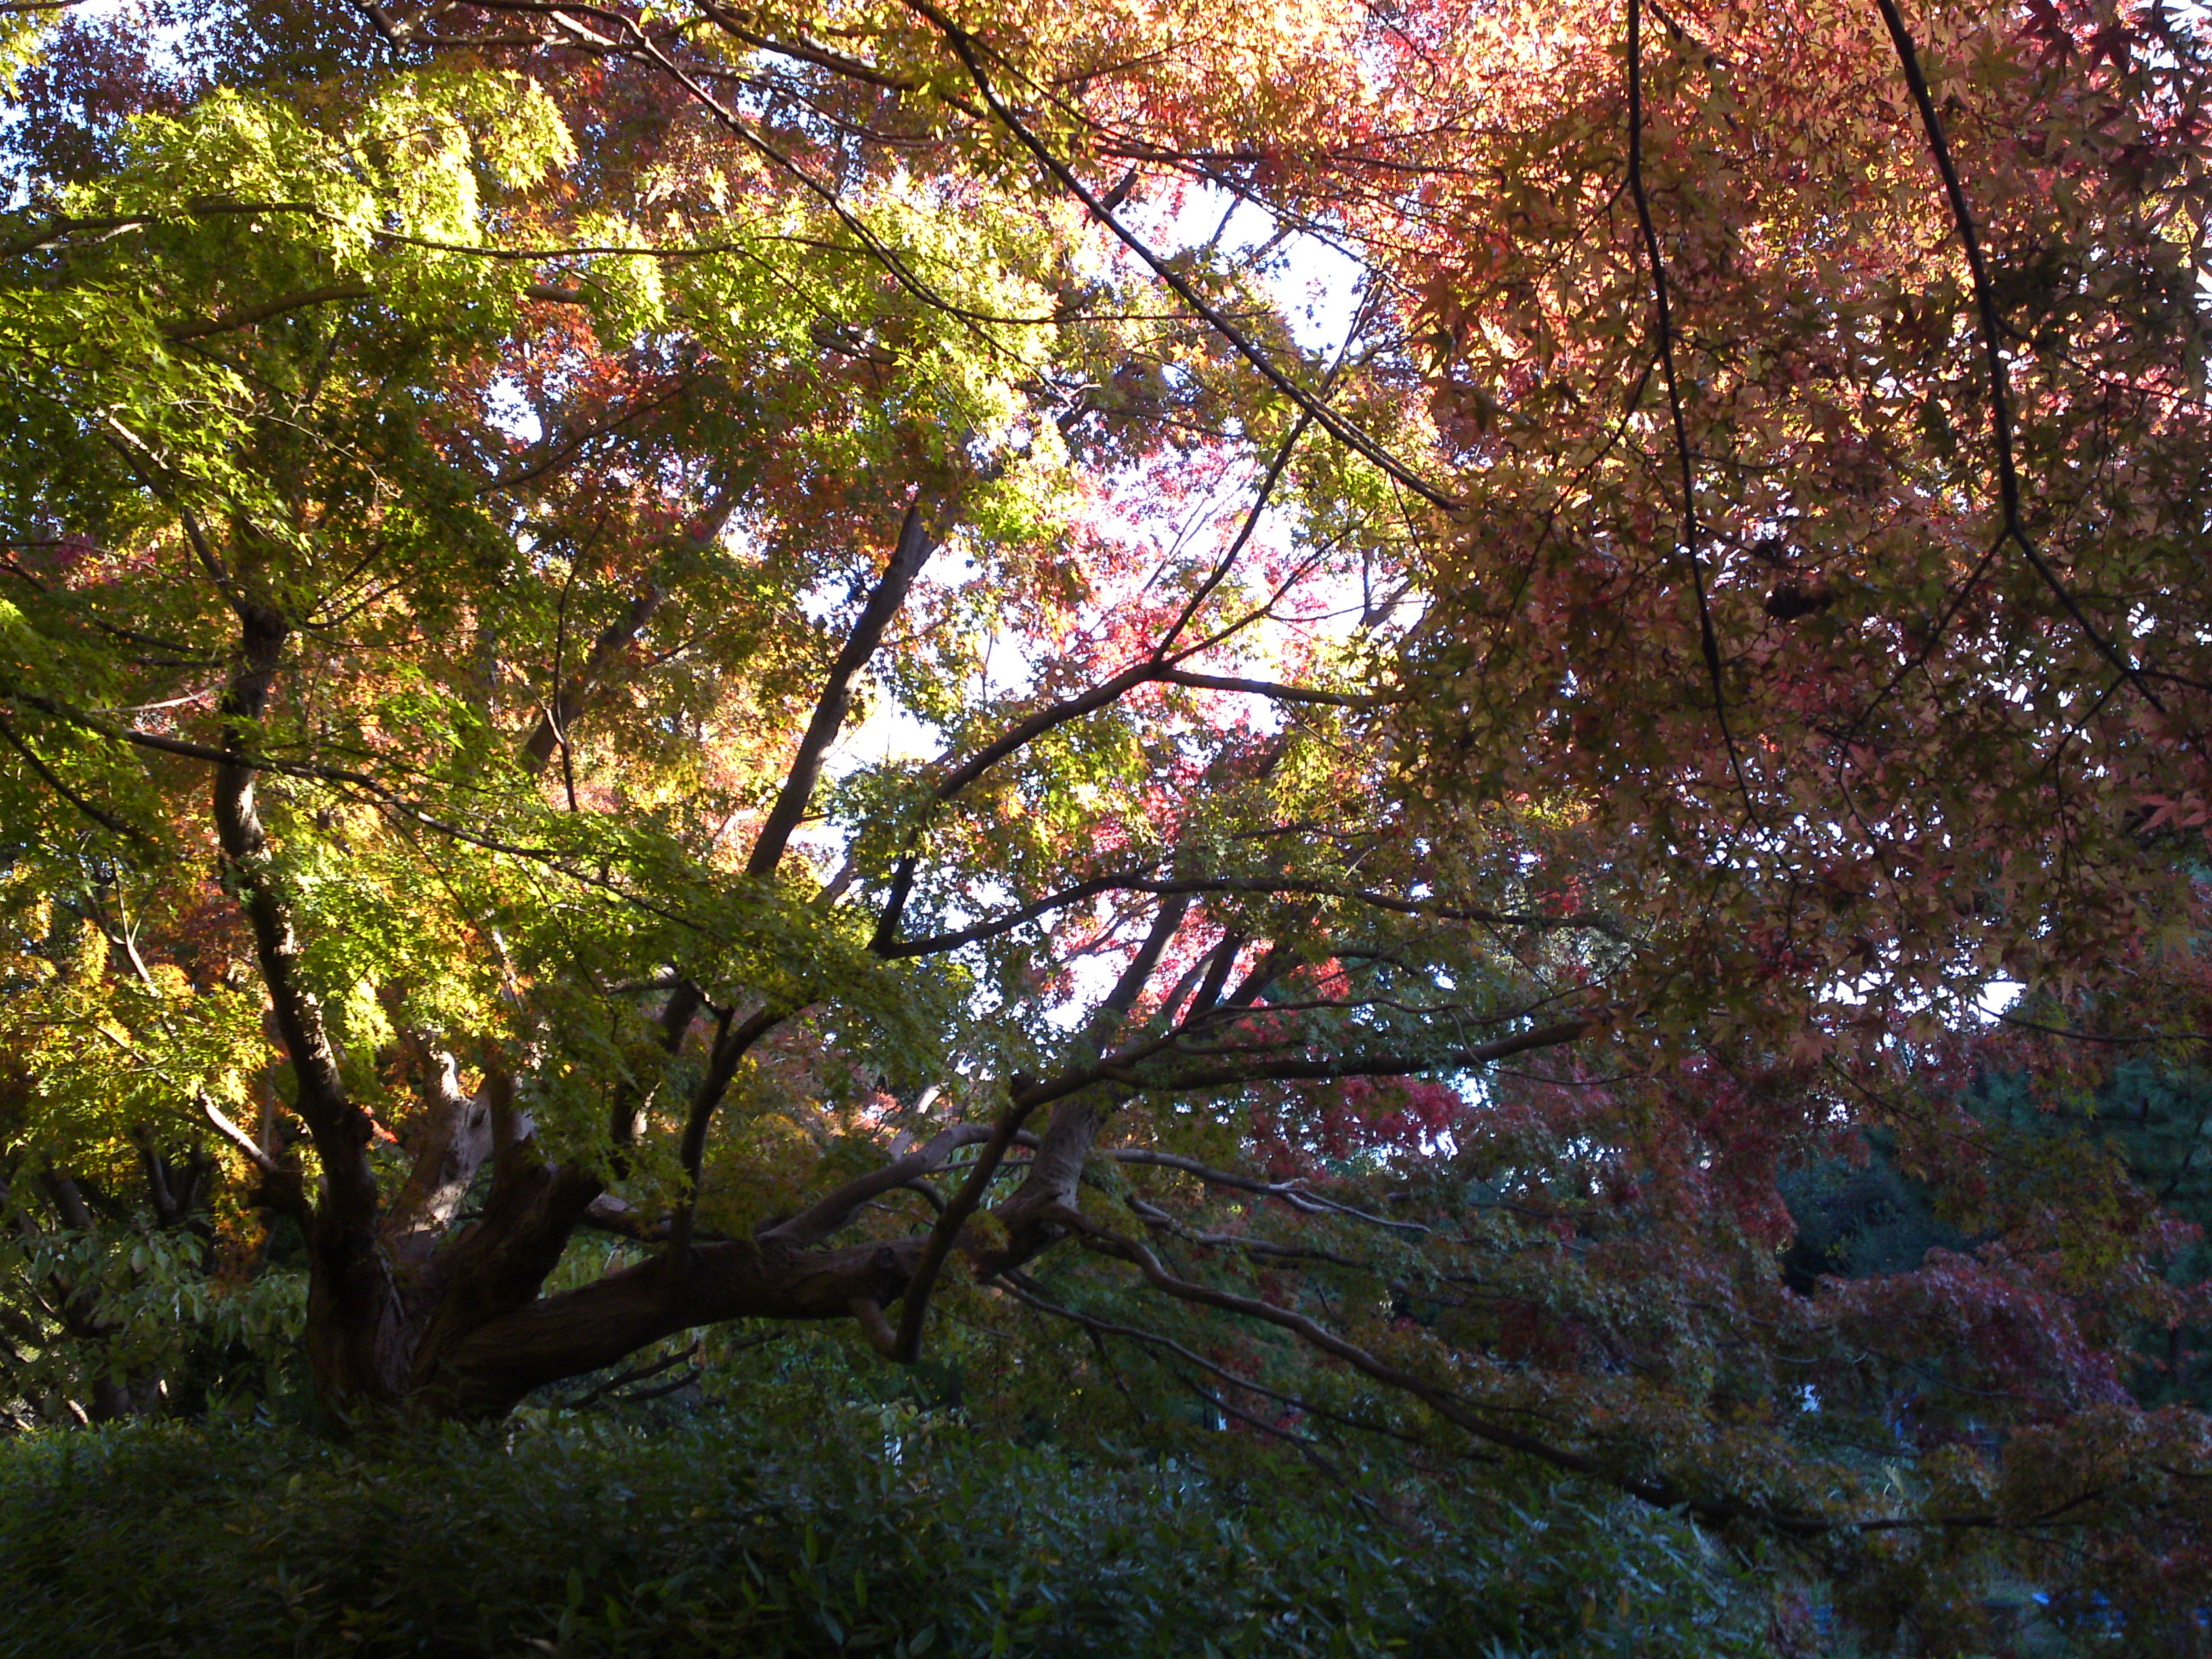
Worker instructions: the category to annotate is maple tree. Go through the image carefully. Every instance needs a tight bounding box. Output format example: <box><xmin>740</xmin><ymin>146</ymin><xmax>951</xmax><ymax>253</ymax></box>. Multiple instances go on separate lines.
<box><xmin>2</xmin><ymin>0</ymin><xmax>2211</xmax><ymax>1641</ymax></box>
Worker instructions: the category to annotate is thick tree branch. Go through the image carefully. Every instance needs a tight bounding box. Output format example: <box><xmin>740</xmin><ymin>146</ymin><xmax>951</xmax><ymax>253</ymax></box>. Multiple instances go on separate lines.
<box><xmin>384</xmin><ymin>1051</ymin><xmax>498</xmax><ymax>1271</ymax></box>
<box><xmin>889</xmin><ymin>1089</ymin><xmax>1048</xmax><ymax>1361</ymax></box>
<box><xmin>876</xmin><ymin>902</ymin><xmax>1200</xmax><ymax>1367</ymax></box>
<box><xmin>163</xmin><ymin>285</ymin><xmax>375</xmax><ymax>342</ymax></box>
<box><xmin>423</xmin><ymin>1228</ymin><xmax>939</xmax><ymax>1417</ymax></box>
<box><xmin>1151</xmin><ymin>668</ymin><xmax>1383</xmax><ymax>707</ymax></box>
<box><xmin>1099</xmin><ymin>1018</ymin><xmax>1590</xmax><ymax>1092</ymax></box>
<box><xmin>760</xmin><ymin>1121</ymin><xmax>994</xmax><ymax>1250</ymax></box>
<box><xmin>988</xmin><ymin>894</ymin><xmax>1197</xmax><ymax>1238</ymax></box>
<box><xmin>747</xmin><ymin>503</ymin><xmax>933</xmax><ymax>877</ymax></box>
<box><xmin>406</xmin><ymin>1066</ymin><xmax>630</xmax><ymax>1395</ymax></box>
<box><xmin>210</xmin><ymin>605</ymin><xmax>381</xmax><ymax>1232</ymax></box>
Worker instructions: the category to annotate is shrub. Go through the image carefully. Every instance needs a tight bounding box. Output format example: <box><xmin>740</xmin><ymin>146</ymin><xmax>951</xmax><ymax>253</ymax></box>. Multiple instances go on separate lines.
<box><xmin>0</xmin><ymin>1406</ymin><xmax>1771</xmax><ymax>1658</ymax></box>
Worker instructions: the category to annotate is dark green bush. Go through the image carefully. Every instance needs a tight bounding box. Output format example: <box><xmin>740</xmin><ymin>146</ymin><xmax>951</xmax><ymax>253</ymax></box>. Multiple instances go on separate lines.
<box><xmin>0</xmin><ymin>1406</ymin><xmax>1772</xmax><ymax>1658</ymax></box>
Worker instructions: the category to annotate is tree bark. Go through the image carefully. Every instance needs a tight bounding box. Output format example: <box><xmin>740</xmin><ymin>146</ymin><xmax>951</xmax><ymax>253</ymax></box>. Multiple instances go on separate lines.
<box><xmin>421</xmin><ymin>1231</ymin><xmax>933</xmax><ymax>1419</ymax></box>
<box><xmin>212</xmin><ymin>603</ymin><xmax>410</xmax><ymax>1412</ymax></box>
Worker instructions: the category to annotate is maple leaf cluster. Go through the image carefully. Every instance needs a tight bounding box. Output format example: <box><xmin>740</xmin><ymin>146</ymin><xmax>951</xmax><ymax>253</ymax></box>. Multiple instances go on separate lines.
<box><xmin>0</xmin><ymin>0</ymin><xmax>2207</xmax><ymax>1640</ymax></box>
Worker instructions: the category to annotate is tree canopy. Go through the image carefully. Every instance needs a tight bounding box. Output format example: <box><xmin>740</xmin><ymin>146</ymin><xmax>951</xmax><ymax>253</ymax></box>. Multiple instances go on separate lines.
<box><xmin>2</xmin><ymin>0</ymin><xmax>2209</xmax><ymax>1644</ymax></box>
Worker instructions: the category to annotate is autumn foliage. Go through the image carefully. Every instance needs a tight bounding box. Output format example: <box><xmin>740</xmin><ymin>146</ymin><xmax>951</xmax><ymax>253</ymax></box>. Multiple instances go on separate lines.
<box><xmin>0</xmin><ymin>0</ymin><xmax>2209</xmax><ymax>1646</ymax></box>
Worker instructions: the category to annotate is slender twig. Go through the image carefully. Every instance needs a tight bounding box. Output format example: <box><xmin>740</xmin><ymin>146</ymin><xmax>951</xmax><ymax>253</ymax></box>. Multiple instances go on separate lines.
<box><xmin>1873</xmin><ymin>0</ymin><xmax>2170</xmax><ymax>713</ymax></box>
<box><xmin>1626</xmin><ymin>0</ymin><xmax>1755</xmax><ymax>814</ymax></box>
<box><xmin>0</xmin><ymin>714</ymin><xmax>143</xmax><ymax>840</ymax></box>
<box><xmin>898</xmin><ymin>0</ymin><xmax>1457</xmax><ymax>510</ymax></box>
<box><xmin>998</xmin><ymin>1276</ymin><xmax>1432</xmax><ymax>1447</ymax></box>
<box><xmin>562</xmin><ymin>1342</ymin><xmax>701</xmax><ymax>1409</ymax></box>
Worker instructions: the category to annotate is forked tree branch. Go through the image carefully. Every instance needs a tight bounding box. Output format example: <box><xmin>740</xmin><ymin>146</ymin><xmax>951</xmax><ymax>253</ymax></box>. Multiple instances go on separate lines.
<box><xmin>654</xmin><ymin>509</ymin><xmax>934</xmax><ymax>1254</ymax></box>
<box><xmin>665</xmin><ymin>1005</ymin><xmax>784</xmax><ymax>1260</ymax></box>
<box><xmin>1104</xmin><ymin>1148</ymin><xmax>1407</xmax><ymax>1225</ymax></box>
<box><xmin>891</xmin><ymin>891</ymin><xmax>1196</xmax><ymax>1361</ymax></box>
<box><xmin>196</xmin><ymin>1091</ymin><xmax>309</xmax><ymax>1220</ymax></box>
<box><xmin>888</xmin><ymin>1089</ymin><xmax>1049</xmax><ymax>1361</ymax></box>
<box><xmin>1153</xmin><ymin>410</ymin><xmax>1315</xmax><ymax>657</ymax></box>
<box><xmin>760</xmin><ymin>1120</ymin><xmax>996</xmax><ymax>1250</ymax></box>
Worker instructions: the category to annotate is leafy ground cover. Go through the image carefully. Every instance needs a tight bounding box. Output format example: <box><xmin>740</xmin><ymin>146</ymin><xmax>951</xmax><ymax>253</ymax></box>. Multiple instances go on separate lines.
<box><xmin>0</xmin><ymin>1400</ymin><xmax>1771</xmax><ymax>1659</ymax></box>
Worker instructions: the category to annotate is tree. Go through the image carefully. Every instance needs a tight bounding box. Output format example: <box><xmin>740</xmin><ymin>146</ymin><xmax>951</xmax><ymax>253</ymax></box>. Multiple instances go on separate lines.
<box><xmin>1</xmin><ymin>0</ymin><xmax>2209</xmax><ymax>1638</ymax></box>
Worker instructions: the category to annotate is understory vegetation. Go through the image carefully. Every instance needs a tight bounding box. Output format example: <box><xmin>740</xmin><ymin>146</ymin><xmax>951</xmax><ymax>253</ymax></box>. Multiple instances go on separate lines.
<box><xmin>0</xmin><ymin>1350</ymin><xmax>1770</xmax><ymax>1659</ymax></box>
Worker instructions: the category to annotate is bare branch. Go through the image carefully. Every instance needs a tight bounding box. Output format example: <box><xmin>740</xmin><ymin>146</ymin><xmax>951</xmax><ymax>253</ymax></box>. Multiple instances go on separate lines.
<box><xmin>1103</xmin><ymin>1148</ymin><xmax>1371</xmax><ymax>1219</ymax></box>
<box><xmin>760</xmin><ymin>1120</ymin><xmax>995</xmax><ymax>1249</ymax></box>
<box><xmin>560</xmin><ymin>1341</ymin><xmax>701</xmax><ymax>1409</ymax></box>
<box><xmin>1153</xmin><ymin>410</ymin><xmax>1314</xmax><ymax>656</ymax></box>
<box><xmin>666</xmin><ymin>1006</ymin><xmax>784</xmax><ymax>1259</ymax></box>
<box><xmin>899</xmin><ymin>0</ymin><xmax>1457</xmax><ymax>510</ymax></box>
<box><xmin>882</xmin><ymin>872</ymin><xmax>1606</xmax><ymax>958</ymax></box>
<box><xmin>748</xmin><ymin>504</ymin><xmax>933</xmax><ymax>877</ymax></box>
<box><xmin>864</xmin><ymin>655</ymin><xmax>1351</xmax><ymax>952</ymax></box>
<box><xmin>1627</xmin><ymin>0</ymin><xmax>1754</xmax><ymax>812</ymax></box>
<box><xmin>1874</xmin><ymin>0</ymin><xmax>2170</xmax><ymax>713</ymax></box>
<box><xmin>1152</xmin><ymin>668</ymin><xmax>1383</xmax><ymax>707</ymax></box>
